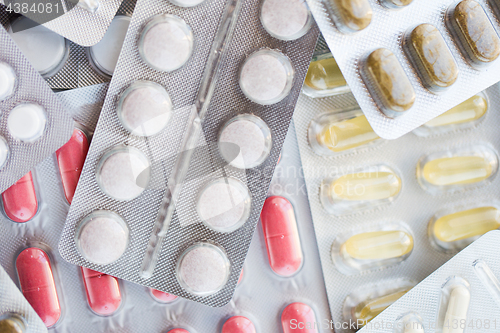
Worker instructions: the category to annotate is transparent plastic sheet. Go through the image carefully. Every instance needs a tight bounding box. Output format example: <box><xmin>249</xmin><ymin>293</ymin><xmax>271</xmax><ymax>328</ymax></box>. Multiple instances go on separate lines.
<box><xmin>305</xmin><ymin>0</ymin><xmax>500</xmax><ymax>139</ymax></box>
<box><xmin>292</xmin><ymin>82</ymin><xmax>500</xmax><ymax>332</ymax></box>
<box><xmin>357</xmin><ymin>230</ymin><xmax>500</xmax><ymax>333</ymax></box>
<box><xmin>0</xmin><ymin>26</ymin><xmax>73</xmax><ymax>193</ymax></box>
<box><xmin>0</xmin><ymin>0</ymin><xmax>135</xmax><ymax>90</ymax></box>
<box><xmin>0</xmin><ymin>118</ymin><xmax>333</xmax><ymax>332</ymax></box>
<box><xmin>58</xmin><ymin>0</ymin><xmax>319</xmax><ymax>306</ymax></box>
<box><xmin>0</xmin><ymin>0</ymin><xmax>124</xmax><ymax>47</ymax></box>
<box><xmin>0</xmin><ymin>265</ymin><xmax>47</xmax><ymax>333</ymax></box>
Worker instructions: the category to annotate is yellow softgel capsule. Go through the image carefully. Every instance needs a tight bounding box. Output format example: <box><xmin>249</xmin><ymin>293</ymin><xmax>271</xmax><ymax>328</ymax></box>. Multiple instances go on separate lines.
<box><xmin>316</xmin><ymin>115</ymin><xmax>379</xmax><ymax>152</ymax></box>
<box><xmin>422</xmin><ymin>155</ymin><xmax>493</xmax><ymax>186</ymax></box>
<box><xmin>425</xmin><ymin>94</ymin><xmax>487</xmax><ymax>128</ymax></box>
<box><xmin>343</xmin><ymin>230</ymin><xmax>414</xmax><ymax>260</ymax></box>
<box><xmin>353</xmin><ymin>288</ymin><xmax>410</xmax><ymax>327</ymax></box>
<box><xmin>433</xmin><ymin>206</ymin><xmax>500</xmax><ymax>243</ymax></box>
<box><xmin>304</xmin><ymin>56</ymin><xmax>347</xmax><ymax>91</ymax></box>
<box><xmin>329</xmin><ymin>171</ymin><xmax>401</xmax><ymax>201</ymax></box>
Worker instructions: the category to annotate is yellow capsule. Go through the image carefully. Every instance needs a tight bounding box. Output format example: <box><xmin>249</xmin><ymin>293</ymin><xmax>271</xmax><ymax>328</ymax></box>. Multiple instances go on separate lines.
<box><xmin>316</xmin><ymin>115</ymin><xmax>379</xmax><ymax>152</ymax></box>
<box><xmin>343</xmin><ymin>230</ymin><xmax>414</xmax><ymax>260</ymax></box>
<box><xmin>0</xmin><ymin>316</ymin><xmax>25</xmax><ymax>333</ymax></box>
<box><xmin>354</xmin><ymin>288</ymin><xmax>410</xmax><ymax>326</ymax></box>
<box><xmin>425</xmin><ymin>95</ymin><xmax>487</xmax><ymax>128</ymax></box>
<box><xmin>422</xmin><ymin>155</ymin><xmax>493</xmax><ymax>186</ymax></box>
<box><xmin>433</xmin><ymin>206</ymin><xmax>500</xmax><ymax>242</ymax></box>
<box><xmin>304</xmin><ymin>56</ymin><xmax>347</xmax><ymax>91</ymax></box>
<box><xmin>330</xmin><ymin>171</ymin><xmax>401</xmax><ymax>201</ymax></box>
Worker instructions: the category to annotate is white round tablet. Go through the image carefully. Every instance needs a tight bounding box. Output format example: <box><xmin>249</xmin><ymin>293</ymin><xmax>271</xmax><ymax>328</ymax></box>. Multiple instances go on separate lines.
<box><xmin>139</xmin><ymin>15</ymin><xmax>194</xmax><ymax>72</ymax></box>
<box><xmin>197</xmin><ymin>177</ymin><xmax>251</xmax><ymax>233</ymax></box>
<box><xmin>76</xmin><ymin>210</ymin><xmax>129</xmax><ymax>265</ymax></box>
<box><xmin>260</xmin><ymin>0</ymin><xmax>311</xmax><ymax>40</ymax></box>
<box><xmin>7</xmin><ymin>103</ymin><xmax>46</xmax><ymax>142</ymax></box>
<box><xmin>89</xmin><ymin>15</ymin><xmax>131</xmax><ymax>77</ymax></box>
<box><xmin>219</xmin><ymin>114</ymin><xmax>272</xmax><ymax>169</ymax></box>
<box><xmin>177</xmin><ymin>243</ymin><xmax>230</xmax><ymax>296</ymax></box>
<box><xmin>0</xmin><ymin>62</ymin><xmax>16</xmax><ymax>101</ymax></box>
<box><xmin>117</xmin><ymin>81</ymin><xmax>173</xmax><ymax>137</ymax></box>
<box><xmin>0</xmin><ymin>136</ymin><xmax>10</xmax><ymax>169</ymax></box>
<box><xmin>8</xmin><ymin>16</ymin><xmax>68</xmax><ymax>78</ymax></box>
<box><xmin>96</xmin><ymin>146</ymin><xmax>151</xmax><ymax>201</ymax></box>
<box><xmin>169</xmin><ymin>0</ymin><xmax>205</xmax><ymax>7</ymax></box>
<box><xmin>239</xmin><ymin>49</ymin><xmax>294</xmax><ymax>105</ymax></box>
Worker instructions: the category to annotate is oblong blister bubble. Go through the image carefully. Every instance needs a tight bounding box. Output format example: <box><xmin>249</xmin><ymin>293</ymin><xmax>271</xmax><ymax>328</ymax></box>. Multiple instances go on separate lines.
<box><xmin>138</xmin><ymin>14</ymin><xmax>194</xmax><ymax>72</ymax></box>
<box><xmin>281</xmin><ymin>302</ymin><xmax>317</xmax><ymax>333</ymax></box>
<box><xmin>222</xmin><ymin>316</ymin><xmax>257</xmax><ymax>333</ymax></box>
<box><xmin>1</xmin><ymin>171</ymin><xmax>38</xmax><ymax>223</ymax></box>
<box><xmin>176</xmin><ymin>242</ymin><xmax>231</xmax><ymax>296</ymax></box>
<box><xmin>0</xmin><ymin>313</ymin><xmax>27</xmax><ymax>333</ymax></box>
<box><xmin>7</xmin><ymin>103</ymin><xmax>46</xmax><ymax>143</ymax></box>
<box><xmin>320</xmin><ymin>164</ymin><xmax>401</xmax><ymax>215</ymax></box>
<box><xmin>332</xmin><ymin>223</ymin><xmax>414</xmax><ymax>275</ymax></box>
<box><xmin>75</xmin><ymin>210</ymin><xmax>130</xmax><ymax>265</ymax></box>
<box><xmin>325</xmin><ymin>0</ymin><xmax>372</xmax><ymax>33</ymax></box>
<box><xmin>80</xmin><ymin>267</ymin><xmax>122</xmax><ymax>316</ymax></box>
<box><xmin>447</xmin><ymin>0</ymin><xmax>500</xmax><ymax>68</ymax></box>
<box><xmin>0</xmin><ymin>62</ymin><xmax>16</xmax><ymax>101</ymax></box>
<box><xmin>437</xmin><ymin>277</ymin><xmax>471</xmax><ymax>333</ymax></box>
<box><xmin>239</xmin><ymin>48</ymin><xmax>294</xmax><ymax>105</ymax></box>
<box><xmin>116</xmin><ymin>81</ymin><xmax>173</xmax><ymax>137</ymax></box>
<box><xmin>302</xmin><ymin>52</ymin><xmax>349</xmax><ymax>98</ymax></box>
<box><xmin>218</xmin><ymin>113</ymin><xmax>272</xmax><ymax>169</ymax></box>
<box><xmin>95</xmin><ymin>145</ymin><xmax>151</xmax><ymax>201</ymax></box>
<box><xmin>404</xmin><ymin>23</ymin><xmax>458</xmax><ymax>93</ymax></box>
<box><xmin>260</xmin><ymin>0</ymin><xmax>312</xmax><ymax>41</ymax></box>
<box><xmin>393</xmin><ymin>312</ymin><xmax>425</xmax><ymax>333</ymax></box>
<box><xmin>380</xmin><ymin>0</ymin><xmax>413</xmax><ymax>9</ymax></box>
<box><xmin>416</xmin><ymin>144</ymin><xmax>498</xmax><ymax>193</ymax></box>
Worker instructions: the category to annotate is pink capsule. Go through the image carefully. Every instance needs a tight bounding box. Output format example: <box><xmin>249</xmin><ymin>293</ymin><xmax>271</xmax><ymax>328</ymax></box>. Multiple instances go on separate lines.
<box><xmin>237</xmin><ymin>268</ymin><xmax>244</xmax><ymax>285</ymax></box>
<box><xmin>261</xmin><ymin>196</ymin><xmax>303</xmax><ymax>277</ymax></box>
<box><xmin>81</xmin><ymin>267</ymin><xmax>121</xmax><ymax>316</ymax></box>
<box><xmin>56</xmin><ymin>128</ymin><xmax>89</xmax><ymax>204</ymax></box>
<box><xmin>281</xmin><ymin>302</ymin><xmax>318</xmax><ymax>333</ymax></box>
<box><xmin>1</xmin><ymin>172</ymin><xmax>38</xmax><ymax>223</ymax></box>
<box><xmin>150</xmin><ymin>289</ymin><xmax>178</xmax><ymax>303</ymax></box>
<box><xmin>16</xmin><ymin>248</ymin><xmax>61</xmax><ymax>327</ymax></box>
<box><xmin>222</xmin><ymin>316</ymin><xmax>256</xmax><ymax>333</ymax></box>
<box><xmin>167</xmin><ymin>329</ymin><xmax>189</xmax><ymax>333</ymax></box>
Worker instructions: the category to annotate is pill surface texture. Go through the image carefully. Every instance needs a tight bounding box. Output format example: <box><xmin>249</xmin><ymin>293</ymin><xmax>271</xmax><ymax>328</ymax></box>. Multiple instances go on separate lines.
<box><xmin>423</xmin><ymin>155</ymin><xmax>493</xmax><ymax>185</ymax></box>
<box><xmin>329</xmin><ymin>0</ymin><xmax>372</xmax><ymax>33</ymax></box>
<box><xmin>177</xmin><ymin>243</ymin><xmax>230</xmax><ymax>296</ymax></box>
<box><xmin>150</xmin><ymin>289</ymin><xmax>178</xmax><ymax>303</ymax></box>
<box><xmin>329</xmin><ymin>170</ymin><xmax>401</xmax><ymax>201</ymax></box>
<box><xmin>81</xmin><ymin>267</ymin><xmax>122</xmax><ymax>316</ymax></box>
<box><xmin>449</xmin><ymin>0</ymin><xmax>500</xmax><ymax>65</ymax></box>
<box><xmin>56</xmin><ymin>128</ymin><xmax>89</xmax><ymax>204</ymax></box>
<box><xmin>407</xmin><ymin>24</ymin><xmax>458</xmax><ymax>91</ymax></box>
<box><xmin>343</xmin><ymin>230</ymin><xmax>413</xmax><ymax>260</ymax></box>
<box><xmin>1</xmin><ymin>172</ymin><xmax>37</xmax><ymax>223</ymax></box>
<box><xmin>76</xmin><ymin>211</ymin><xmax>129</xmax><ymax>265</ymax></box>
<box><xmin>261</xmin><ymin>0</ymin><xmax>310</xmax><ymax>40</ymax></box>
<box><xmin>239</xmin><ymin>49</ymin><xmax>293</xmax><ymax>105</ymax></box>
<box><xmin>139</xmin><ymin>15</ymin><xmax>193</xmax><ymax>72</ymax></box>
<box><xmin>16</xmin><ymin>248</ymin><xmax>61</xmax><ymax>327</ymax></box>
<box><xmin>424</xmin><ymin>94</ymin><xmax>487</xmax><ymax>128</ymax></box>
<box><xmin>433</xmin><ymin>206</ymin><xmax>500</xmax><ymax>243</ymax></box>
<box><xmin>365</xmin><ymin>48</ymin><xmax>415</xmax><ymax>116</ymax></box>
<box><xmin>354</xmin><ymin>289</ymin><xmax>409</xmax><ymax>326</ymax></box>
<box><xmin>304</xmin><ymin>55</ymin><xmax>347</xmax><ymax>91</ymax></box>
<box><xmin>8</xmin><ymin>103</ymin><xmax>46</xmax><ymax>142</ymax></box>
<box><xmin>443</xmin><ymin>285</ymin><xmax>470</xmax><ymax>333</ymax></box>
<box><xmin>0</xmin><ymin>62</ymin><xmax>16</xmax><ymax>101</ymax></box>
<box><xmin>261</xmin><ymin>196</ymin><xmax>303</xmax><ymax>277</ymax></box>
<box><xmin>117</xmin><ymin>81</ymin><xmax>173</xmax><ymax>137</ymax></box>
<box><xmin>281</xmin><ymin>302</ymin><xmax>318</xmax><ymax>333</ymax></box>
<box><xmin>222</xmin><ymin>316</ymin><xmax>257</xmax><ymax>333</ymax></box>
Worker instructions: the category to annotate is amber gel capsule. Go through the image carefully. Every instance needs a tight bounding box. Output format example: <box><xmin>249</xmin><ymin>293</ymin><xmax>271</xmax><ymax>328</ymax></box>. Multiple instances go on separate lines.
<box><xmin>432</xmin><ymin>206</ymin><xmax>500</xmax><ymax>244</ymax></box>
<box><xmin>328</xmin><ymin>0</ymin><xmax>372</xmax><ymax>33</ymax></box>
<box><xmin>406</xmin><ymin>24</ymin><xmax>458</xmax><ymax>92</ymax></box>
<box><xmin>304</xmin><ymin>54</ymin><xmax>347</xmax><ymax>91</ymax></box>
<box><xmin>353</xmin><ymin>288</ymin><xmax>411</xmax><ymax>327</ymax></box>
<box><xmin>422</xmin><ymin>155</ymin><xmax>493</xmax><ymax>186</ymax></box>
<box><xmin>342</xmin><ymin>230</ymin><xmax>413</xmax><ymax>260</ymax></box>
<box><xmin>424</xmin><ymin>94</ymin><xmax>487</xmax><ymax>128</ymax></box>
<box><xmin>364</xmin><ymin>48</ymin><xmax>415</xmax><ymax>117</ymax></box>
<box><xmin>329</xmin><ymin>171</ymin><xmax>401</xmax><ymax>201</ymax></box>
<box><xmin>448</xmin><ymin>0</ymin><xmax>500</xmax><ymax>66</ymax></box>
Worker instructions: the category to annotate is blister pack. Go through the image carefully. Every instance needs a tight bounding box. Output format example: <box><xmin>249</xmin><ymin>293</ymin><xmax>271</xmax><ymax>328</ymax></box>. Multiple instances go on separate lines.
<box><xmin>0</xmin><ymin>264</ymin><xmax>47</xmax><ymax>333</ymax></box>
<box><xmin>293</xmin><ymin>79</ymin><xmax>500</xmax><ymax>331</ymax></box>
<box><xmin>0</xmin><ymin>0</ymin><xmax>135</xmax><ymax>90</ymax></box>
<box><xmin>357</xmin><ymin>230</ymin><xmax>500</xmax><ymax>333</ymax></box>
<box><xmin>0</xmin><ymin>25</ymin><xmax>73</xmax><ymax>193</ymax></box>
<box><xmin>305</xmin><ymin>0</ymin><xmax>500</xmax><ymax>139</ymax></box>
<box><xmin>0</xmin><ymin>0</ymin><xmax>125</xmax><ymax>47</ymax></box>
<box><xmin>57</xmin><ymin>0</ymin><xmax>319</xmax><ymax>307</ymax></box>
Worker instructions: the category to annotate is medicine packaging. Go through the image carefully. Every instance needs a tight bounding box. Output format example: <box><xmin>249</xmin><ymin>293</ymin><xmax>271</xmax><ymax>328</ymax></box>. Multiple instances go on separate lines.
<box><xmin>357</xmin><ymin>230</ymin><xmax>500</xmax><ymax>333</ymax></box>
<box><xmin>0</xmin><ymin>25</ymin><xmax>73</xmax><ymax>193</ymax></box>
<box><xmin>305</xmin><ymin>0</ymin><xmax>500</xmax><ymax>139</ymax></box>
<box><xmin>293</xmin><ymin>79</ymin><xmax>500</xmax><ymax>331</ymax></box>
<box><xmin>57</xmin><ymin>0</ymin><xmax>318</xmax><ymax>306</ymax></box>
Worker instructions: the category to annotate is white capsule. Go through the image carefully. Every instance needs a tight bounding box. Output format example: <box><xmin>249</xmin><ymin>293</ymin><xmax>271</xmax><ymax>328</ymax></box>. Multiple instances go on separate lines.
<box><xmin>404</xmin><ymin>321</ymin><xmax>424</xmax><ymax>333</ymax></box>
<box><xmin>443</xmin><ymin>285</ymin><xmax>470</xmax><ymax>333</ymax></box>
